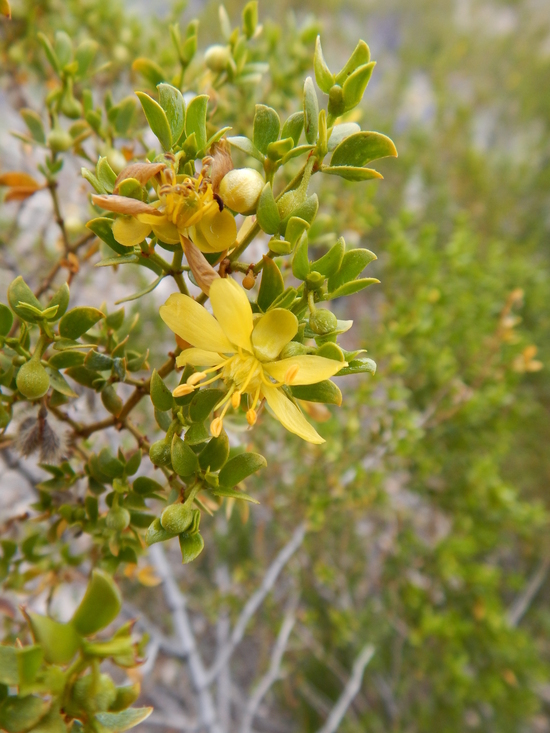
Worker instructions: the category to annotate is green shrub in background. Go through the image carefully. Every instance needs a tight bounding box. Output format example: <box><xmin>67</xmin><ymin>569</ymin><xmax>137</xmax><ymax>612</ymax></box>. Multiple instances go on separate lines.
<box><xmin>1</xmin><ymin>0</ymin><xmax>549</xmax><ymax>731</ymax></box>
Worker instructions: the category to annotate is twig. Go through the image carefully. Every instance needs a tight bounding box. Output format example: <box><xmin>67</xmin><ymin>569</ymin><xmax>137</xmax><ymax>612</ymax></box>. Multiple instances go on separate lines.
<box><xmin>149</xmin><ymin>544</ymin><xmax>222</xmax><ymax>733</ymax></box>
<box><xmin>241</xmin><ymin>598</ymin><xmax>298</xmax><ymax>733</ymax></box>
<box><xmin>507</xmin><ymin>558</ymin><xmax>550</xmax><ymax>627</ymax></box>
<box><xmin>315</xmin><ymin>644</ymin><xmax>375</xmax><ymax>733</ymax></box>
<box><xmin>204</xmin><ymin>523</ymin><xmax>307</xmax><ymax>686</ymax></box>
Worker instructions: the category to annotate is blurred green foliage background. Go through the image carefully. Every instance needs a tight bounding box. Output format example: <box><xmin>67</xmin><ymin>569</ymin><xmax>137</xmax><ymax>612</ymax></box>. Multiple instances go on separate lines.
<box><xmin>1</xmin><ymin>0</ymin><xmax>550</xmax><ymax>730</ymax></box>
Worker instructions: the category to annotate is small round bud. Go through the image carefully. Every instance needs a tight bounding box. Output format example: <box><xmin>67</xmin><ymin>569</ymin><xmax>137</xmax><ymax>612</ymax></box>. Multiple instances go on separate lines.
<box><xmin>72</xmin><ymin>674</ymin><xmax>117</xmax><ymax>714</ymax></box>
<box><xmin>47</xmin><ymin>128</ymin><xmax>74</xmax><ymax>153</ymax></box>
<box><xmin>60</xmin><ymin>94</ymin><xmax>82</xmax><ymax>120</ymax></box>
<box><xmin>328</xmin><ymin>84</ymin><xmax>345</xmax><ymax>118</ymax></box>
<box><xmin>106</xmin><ymin>148</ymin><xmax>127</xmax><ymax>174</ymax></box>
<box><xmin>106</xmin><ymin>506</ymin><xmax>131</xmax><ymax>531</ymax></box>
<box><xmin>242</xmin><ymin>272</ymin><xmax>255</xmax><ymax>290</ymax></box>
<box><xmin>218</xmin><ymin>168</ymin><xmax>265</xmax><ymax>215</ymax></box>
<box><xmin>160</xmin><ymin>503</ymin><xmax>193</xmax><ymax>534</ymax></box>
<box><xmin>204</xmin><ymin>44</ymin><xmax>231</xmax><ymax>72</ymax></box>
<box><xmin>149</xmin><ymin>439</ymin><xmax>172</xmax><ymax>467</ymax></box>
<box><xmin>246</xmin><ymin>408</ymin><xmax>257</xmax><ymax>426</ymax></box>
<box><xmin>16</xmin><ymin>361</ymin><xmax>50</xmax><ymax>400</ymax></box>
<box><xmin>279</xmin><ymin>342</ymin><xmax>309</xmax><ymax>359</ymax></box>
<box><xmin>309</xmin><ymin>309</ymin><xmax>338</xmax><ymax>335</ymax></box>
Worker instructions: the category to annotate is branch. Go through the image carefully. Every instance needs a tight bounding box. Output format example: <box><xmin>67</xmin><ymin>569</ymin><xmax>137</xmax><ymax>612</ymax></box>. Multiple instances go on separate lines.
<box><xmin>241</xmin><ymin>597</ymin><xmax>298</xmax><ymax>733</ymax></box>
<box><xmin>315</xmin><ymin>644</ymin><xmax>375</xmax><ymax>733</ymax></box>
<box><xmin>507</xmin><ymin>557</ymin><xmax>550</xmax><ymax>627</ymax></box>
<box><xmin>149</xmin><ymin>544</ymin><xmax>222</xmax><ymax>733</ymax></box>
<box><xmin>204</xmin><ymin>522</ymin><xmax>306</xmax><ymax>686</ymax></box>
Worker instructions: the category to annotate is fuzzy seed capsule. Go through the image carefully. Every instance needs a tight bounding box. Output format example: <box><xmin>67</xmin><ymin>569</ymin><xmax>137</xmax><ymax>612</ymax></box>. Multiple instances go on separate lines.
<box><xmin>160</xmin><ymin>503</ymin><xmax>193</xmax><ymax>534</ymax></box>
<box><xmin>218</xmin><ymin>168</ymin><xmax>265</xmax><ymax>215</ymax></box>
<box><xmin>149</xmin><ymin>439</ymin><xmax>172</xmax><ymax>467</ymax></box>
<box><xmin>106</xmin><ymin>506</ymin><xmax>131</xmax><ymax>531</ymax></box>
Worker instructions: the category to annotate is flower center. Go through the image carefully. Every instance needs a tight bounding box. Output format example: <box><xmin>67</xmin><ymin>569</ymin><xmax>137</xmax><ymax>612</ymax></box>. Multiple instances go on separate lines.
<box><xmin>159</xmin><ymin>176</ymin><xmax>218</xmax><ymax>230</ymax></box>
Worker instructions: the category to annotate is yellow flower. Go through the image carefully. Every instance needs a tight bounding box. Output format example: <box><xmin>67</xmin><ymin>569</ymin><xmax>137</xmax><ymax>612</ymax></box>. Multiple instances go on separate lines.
<box><xmin>92</xmin><ymin>162</ymin><xmax>236</xmax><ymax>253</ymax></box>
<box><xmin>159</xmin><ymin>278</ymin><xmax>346</xmax><ymax>444</ymax></box>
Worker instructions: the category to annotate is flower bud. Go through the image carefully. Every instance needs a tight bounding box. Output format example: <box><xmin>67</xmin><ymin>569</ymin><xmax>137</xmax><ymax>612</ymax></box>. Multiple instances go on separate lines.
<box><xmin>218</xmin><ymin>168</ymin><xmax>265</xmax><ymax>215</ymax></box>
<box><xmin>279</xmin><ymin>342</ymin><xmax>309</xmax><ymax>359</ymax></box>
<box><xmin>47</xmin><ymin>128</ymin><xmax>74</xmax><ymax>153</ymax></box>
<box><xmin>242</xmin><ymin>272</ymin><xmax>255</xmax><ymax>290</ymax></box>
<box><xmin>60</xmin><ymin>94</ymin><xmax>83</xmax><ymax>120</ymax></box>
<box><xmin>106</xmin><ymin>506</ymin><xmax>131</xmax><ymax>531</ymax></box>
<box><xmin>160</xmin><ymin>503</ymin><xmax>193</xmax><ymax>534</ymax></box>
<box><xmin>204</xmin><ymin>44</ymin><xmax>231</xmax><ymax>72</ymax></box>
<box><xmin>328</xmin><ymin>84</ymin><xmax>345</xmax><ymax>118</ymax></box>
<box><xmin>309</xmin><ymin>309</ymin><xmax>338</xmax><ymax>335</ymax></box>
<box><xmin>16</xmin><ymin>361</ymin><xmax>50</xmax><ymax>400</ymax></box>
<box><xmin>149</xmin><ymin>438</ymin><xmax>172</xmax><ymax>467</ymax></box>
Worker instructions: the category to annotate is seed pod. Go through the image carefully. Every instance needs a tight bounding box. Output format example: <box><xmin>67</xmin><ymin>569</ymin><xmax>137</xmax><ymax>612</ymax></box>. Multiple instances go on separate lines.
<box><xmin>47</xmin><ymin>127</ymin><xmax>74</xmax><ymax>153</ymax></box>
<box><xmin>279</xmin><ymin>341</ymin><xmax>309</xmax><ymax>359</ymax></box>
<box><xmin>60</xmin><ymin>93</ymin><xmax>83</xmax><ymax>120</ymax></box>
<box><xmin>204</xmin><ymin>44</ymin><xmax>231</xmax><ymax>72</ymax></box>
<box><xmin>218</xmin><ymin>168</ymin><xmax>265</xmax><ymax>215</ymax></box>
<box><xmin>71</xmin><ymin>673</ymin><xmax>117</xmax><ymax>714</ymax></box>
<box><xmin>309</xmin><ymin>309</ymin><xmax>338</xmax><ymax>335</ymax></box>
<box><xmin>160</xmin><ymin>503</ymin><xmax>193</xmax><ymax>534</ymax></box>
<box><xmin>16</xmin><ymin>360</ymin><xmax>50</xmax><ymax>400</ymax></box>
<box><xmin>106</xmin><ymin>506</ymin><xmax>131</xmax><ymax>531</ymax></box>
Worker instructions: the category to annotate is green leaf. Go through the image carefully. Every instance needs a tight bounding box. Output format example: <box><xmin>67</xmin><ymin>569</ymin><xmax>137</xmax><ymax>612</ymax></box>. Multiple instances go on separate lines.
<box><xmin>97</xmin><ymin>448</ymin><xmax>125</xmax><ymax>479</ymax></box>
<box><xmin>111</xmin><ymin>96</ymin><xmax>137</xmax><ymax>136</ymax></box>
<box><xmin>335</xmin><ymin>40</ymin><xmax>371</xmax><ymax>86</ymax></box>
<box><xmin>38</xmin><ymin>33</ymin><xmax>60</xmax><ymax>74</ymax></box>
<box><xmin>46</xmin><ymin>282</ymin><xmax>70</xmax><ymax>321</ymax></box>
<box><xmin>285</xmin><ymin>217</ymin><xmax>310</xmax><ymax>248</ymax></box>
<box><xmin>48</xmin><ymin>350</ymin><xmax>85</xmax><ymax>369</ymax></box>
<box><xmin>185</xmin><ymin>94</ymin><xmax>208</xmax><ymax>153</ymax></box>
<box><xmin>291</xmin><ymin>380</ymin><xmax>342</xmax><ymax>405</ymax></box>
<box><xmin>85</xmin><ymin>350</ymin><xmax>113</xmax><ymax>371</ymax></box>
<box><xmin>171</xmin><ymin>435</ymin><xmax>199</xmax><ymax>477</ymax></box>
<box><xmin>258</xmin><ymin>256</ymin><xmax>284</xmax><ymax>311</ymax></box>
<box><xmin>97</xmin><ymin>157</ymin><xmax>117</xmax><ymax>193</ymax></box>
<box><xmin>150</xmin><ymin>369</ymin><xmax>173</xmax><ymax>412</ymax></box>
<box><xmin>281</xmin><ymin>111</ymin><xmax>304</xmax><ymax>146</ymax></box>
<box><xmin>157</xmin><ymin>83</ymin><xmax>185</xmax><ymax>145</ymax></box>
<box><xmin>328</xmin><ymin>248</ymin><xmax>377</xmax><ymax>292</ymax></box>
<box><xmin>266</xmin><ymin>137</ymin><xmax>294</xmax><ymax>162</ymax></box>
<box><xmin>71</xmin><ymin>569</ymin><xmax>122</xmax><ymax>636</ymax></box>
<box><xmin>44</xmin><ymin>367</ymin><xmax>77</xmax><ymax>397</ymax></box>
<box><xmin>292</xmin><ymin>232</ymin><xmax>310</xmax><ymax>281</ymax></box>
<box><xmin>179</xmin><ymin>532</ymin><xmax>204</xmax><ymax>564</ymax></box>
<box><xmin>0</xmin><ymin>647</ymin><xmax>18</xmax><ymax>685</ymax></box>
<box><xmin>199</xmin><ymin>431</ymin><xmax>230</xmax><ymax>472</ymax></box>
<box><xmin>322</xmin><ymin>165</ymin><xmax>383</xmax><ymax>182</ymax></box>
<box><xmin>311</xmin><ymin>237</ymin><xmax>345</xmax><ymax>277</ymax></box>
<box><xmin>336</xmin><ymin>356</ymin><xmax>376</xmax><ymax>376</ymax></box>
<box><xmin>136</xmin><ymin>91</ymin><xmax>172</xmax><ymax>151</ymax></box>
<box><xmin>15</xmin><ymin>645</ymin><xmax>43</xmax><ymax>688</ymax></box>
<box><xmin>242</xmin><ymin>0</ymin><xmax>258</xmax><ymax>39</ymax></box>
<box><xmin>331</xmin><ymin>131</ymin><xmax>397</xmax><ymax>168</ymax></box>
<box><xmin>0</xmin><ymin>695</ymin><xmax>49</xmax><ymax>733</ymax></box>
<box><xmin>59</xmin><ymin>307</ymin><xmax>104</xmax><ymax>339</ymax></box>
<box><xmin>20</xmin><ymin>109</ymin><xmax>46</xmax><ymax>145</ymax></box>
<box><xmin>326</xmin><ymin>278</ymin><xmax>379</xmax><ymax>298</ymax></box>
<box><xmin>269</xmin><ymin>287</ymin><xmax>298</xmax><ymax>310</ymax></box>
<box><xmin>65</xmin><ymin>365</ymin><xmax>103</xmax><ymax>389</ymax></box>
<box><xmin>185</xmin><ymin>421</ymin><xmax>210</xmax><ymax>445</ymax></box>
<box><xmin>314</xmin><ymin>36</ymin><xmax>334</xmax><ymax>93</ymax></box>
<box><xmin>8</xmin><ymin>276</ymin><xmax>42</xmax><ymax>322</ymax></box>
<box><xmin>0</xmin><ymin>303</ymin><xmax>13</xmax><ymax>336</ymax></box>
<box><xmin>253</xmin><ymin>104</ymin><xmax>280</xmax><ymax>155</ymax></box>
<box><xmin>212</xmin><ymin>485</ymin><xmax>259</xmax><ymax>503</ymax></box>
<box><xmin>189</xmin><ymin>389</ymin><xmax>225</xmax><ymax>423</ymax></box>
<box><xmin>95</xmin><ymin>707</ymin><xmax>153</xmax><ymax>731</ymax></box>
<box><xmin>27</xmin><ymin>614</ymin><xmax>81</xmax><ymax>665</ymax></box>
<box><xmin>133</xmin><ymin>476</ymin><xmax>164</xmax><ymax>496</ymax></box>
<box><xmin>227</xmin><ymin>135</ymin><xmax>265</xmax><ymax>163</ymax></box>
<box><xmin>303</xmin><ymin>77</ymin><xmax>319</xmax><ymax>144</ymax></box>
<box><xmin>114</xmin><ymin>274</ymin><xmax>164</xmax><ymax>305</ymax></box>
<box><xmin>54</xmin><ymin>30</ymin><xmax>72</xmax><ymax>68</ymax></box>
<box><xmin>132</xmin><ymin>57</ymin><xmax>165</xmax><ymax>87</ymax></box>
<box><xmin>218</xmin><ymin>452</ymin><xmax>267</xmax><ymax>488</ymax></box>
<box><xmin>280</xmin><ymin>194</ymin><xmax>318</xmax><ymax>233</ymax></box>
<box><xmin>75</xmin><ymin>38</ymin><xmax>98</xmax><ymax>77</ymax></box>
<box><xmin>342</xmin><ymin>61</ymin><xmax>376</xmax><ymax>112</ymax></box>
<box><xmin>256</xmin><ymin>183</ymin><xmax>280</xmax><ymax>235</ymax></box>
<box><xmin>146</xmin><ymin>517</ymin><xmax>177</xmax><ymax>546</ymax></box>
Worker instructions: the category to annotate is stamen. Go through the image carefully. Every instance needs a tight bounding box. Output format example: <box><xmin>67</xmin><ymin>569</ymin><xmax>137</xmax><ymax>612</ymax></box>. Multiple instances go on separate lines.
<box><xmin>187</xmin><ymin>372</ymin><xmax>207</xmax><ymax>386</ymax></box>
<box><xmin>173</xmin><ymin>384</ymin><xmax>195</xmax><ymax>397</ymax></box>
<box><xmin>231</xmin><ymin>392</ymin><xmax>241</xmax><ymax>409</ymax></box>
<box><xmin>210</xmin><ymin>417</ymin><xmax>223</xmax><ymax>437</ymax></box>
<box><xmin>239</xmin><ymin>362</ymin><xmax>259</xmax><ymax>395</ymax></box>
<box><xmin>284</xmin><ymin>365</ymin><xmax>300</xmax><ymax>384</ymax></box>
<box><xmin>246</xmin><ymin>409</ymin><xmax>257</xmax><ymax>426</ymax></box>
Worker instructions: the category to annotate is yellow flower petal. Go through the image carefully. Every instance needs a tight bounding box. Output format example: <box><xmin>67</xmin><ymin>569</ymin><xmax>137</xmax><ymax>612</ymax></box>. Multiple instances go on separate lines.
<box><xmin>194</xmin><ymin>207</ymin><xmax>237</xmax><ymax>252</ymax></box>
<box><xmin>160</xmin><ymin>293</ymin><xmax>234</xmax><ymax>353</ymax></box>
<box><xmin>151</xmin><ymin>219</ymin><xmax>181</xmax><ymax>244</ymax></box>
<box><xmin>210</xmin><ymin>278</ymin><xmax>253</xmax><ymax>352</ymax></box>
<box><xmin>264</xmin><ymin>355</ymin><xmax>345</xmax><ymax>385</ymax></box>
<box><xmin>112</xmin><ymin>216</ymin><xmax>152</xmax><ymax>246</ymax></box>
<box><xmin>262</xmin><ymin>384</ymin><xmax>324</xmax><ymax>444</ymax></box>
<box><xmin>251</xmin><ymin>309</ymin><xmax>298</xmax><ymax>362</ymax></box>
<box><xmin>176</xmin><ymin>348</ymin><xmax>225</xmax><ymax>368</ymax></box>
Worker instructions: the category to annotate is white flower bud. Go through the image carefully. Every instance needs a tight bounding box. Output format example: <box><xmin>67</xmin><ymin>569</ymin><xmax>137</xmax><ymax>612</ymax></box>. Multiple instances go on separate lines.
<box><xmin>218</xmin><ymin>168</ymin><xmax>265</xmax><ymax>215</ymax></box>
<box><xmin>204</xmin><ymin>44</ymin><xmax>231</xmax><ymax>72</ymax></box>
